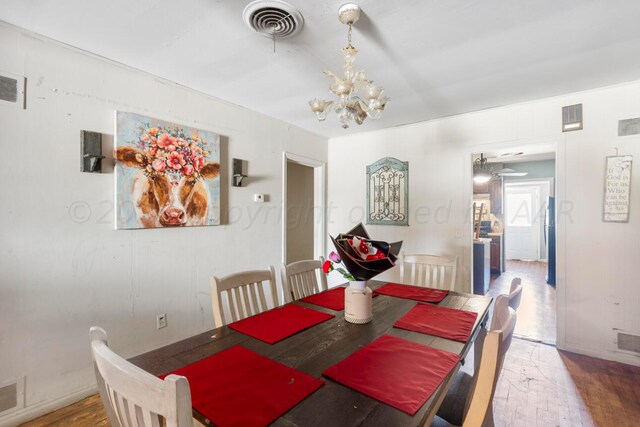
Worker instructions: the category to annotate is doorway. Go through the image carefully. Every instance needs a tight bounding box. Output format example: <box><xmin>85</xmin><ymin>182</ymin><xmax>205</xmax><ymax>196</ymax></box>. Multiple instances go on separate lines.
<box><xmin>282</xmin><ymin>153</ymin><xmax>326</xmax><ymax>265</ymax></box>
<box><xmin>504</xmin><ymin>180</ymin><xmax>551</xmax><ymax>261</ymax></box>
<box><xmin>471</xmin><ymin>150</ymin><xmax>558</xmax><ymax>344</ymax></box>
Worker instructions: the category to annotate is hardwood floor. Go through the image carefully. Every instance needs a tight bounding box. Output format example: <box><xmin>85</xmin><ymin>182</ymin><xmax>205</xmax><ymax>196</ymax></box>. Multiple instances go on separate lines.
<box><xmin>493</xmin><ymin>338</ymin><xmax>640</xmax><ymax>427</ymax></box>
<box><xmin>489</xmin><ymin>259</ymin><xmax>556</xmax><ymax>344</ymax></box>
<box><xmin>20</xmin><ymin>339</ymin><xmax>640</xmax><ymax>427</ymax></box>
<box><xmin>19</xmin><ymin>394</ymin><xmax>108</xmax><ymax>426</ymax></box>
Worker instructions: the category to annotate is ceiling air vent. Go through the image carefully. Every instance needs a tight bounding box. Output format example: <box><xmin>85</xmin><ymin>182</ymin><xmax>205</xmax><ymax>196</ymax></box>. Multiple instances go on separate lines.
<box><xmin>243</xmin><ymin>0</ymin><xmax>304</xmax><ymax>38</ymax></box>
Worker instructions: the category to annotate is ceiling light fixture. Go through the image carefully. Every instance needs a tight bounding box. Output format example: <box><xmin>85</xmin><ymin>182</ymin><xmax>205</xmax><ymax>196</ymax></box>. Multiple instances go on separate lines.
<box><xmin>496</xmin><ymin>168</ymin><xmax>528</xmax><ymax>177</ymax></box>
<box><xmin>309</xmin><ymin>3</ymin><xmax>388</xmax><ymax>129</ymax></box>
<box><xmin>473</xmin><ymin>154</ymin><xmax>493</xmax><ymax>184</ymax></box>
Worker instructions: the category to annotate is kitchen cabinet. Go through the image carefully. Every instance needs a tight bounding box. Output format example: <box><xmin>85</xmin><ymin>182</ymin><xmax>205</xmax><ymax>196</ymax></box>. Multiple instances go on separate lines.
<box><xmin>473</xmin><ymin>179</ymin><xmax>490</xmax><ymax>194</ymax></box>
<box><xmin>490</xmin><ymin>236</ymin><xmax>501</xmax><ymax>274</ymax></box>
<box><xmin>473</xmin><ymin>240</ymin><xmax>490</xmax><ymax>295</ymax></box>
<box><xmin>473</xmin><ymin>177</ymin><xmax>503</xmax><ymax>215</ymax></box>
<box><xmin>489</xmin><ymin>178</ymin><xmax>503</xmax><ymax>214</ymax></box>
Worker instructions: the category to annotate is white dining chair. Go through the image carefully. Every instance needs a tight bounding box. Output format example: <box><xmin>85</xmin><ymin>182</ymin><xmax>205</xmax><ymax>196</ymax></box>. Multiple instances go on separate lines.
<box><xmin>435</xmin><ymin>294</ymin><xmax>517</xmax><ymax>427</ymax></box>
<box><xmin>281</xmin><ymin>257</ymin><xmax>328</xmax><ymax>302</ymax></box>
<box><xmin>210</xmin><ymin>266</ymin><xmax>279</xmax><ymax>327</ymax></box>
<box><xmin>508</xmin><ymin>277</ymin><xmax>523</xmax><ymax>311</ymax></box>
<box><xmin>399</xmin><ymin>252</ymin><xmax>458</xmax><ymax>290</ymax></box>
<box><xmin>90</xmin><ymin>326</ymin><xmax>203</xmax><ymax>427</ymax></box>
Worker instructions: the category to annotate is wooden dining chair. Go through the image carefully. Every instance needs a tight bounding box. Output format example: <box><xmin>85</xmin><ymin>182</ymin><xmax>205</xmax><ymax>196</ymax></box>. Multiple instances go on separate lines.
<box><xmin>399</xmin><ymin>252</ymin><xmax>458</xmax><ymax>290</ymax></box>
<box><xmin>508</xmin><ymin>277</ymin><xmax>523</xmax><ymax>311</ymax></box>
<box><xmin>281</xmin><ymin>257</ymin><xmax>328</xmax><ymax>302</ymax></box>
<box><xmin>90</xmin><ymin>326</ymin><xmax>202</xmax><ymax>427</ymax></box>
<box><xmin>434</xmin><ymin>295</ymin><xmax>517</xmax><ymax>427</ymax></box>
<box><xmin>490</xmin><ymin>292</ymin><xmax>518</xmax><ymax>331</ymax></box>
<box><xmin>210</xmin><ymin>266</ymin><xmax>278</xmax><ymax>327</ymax></box>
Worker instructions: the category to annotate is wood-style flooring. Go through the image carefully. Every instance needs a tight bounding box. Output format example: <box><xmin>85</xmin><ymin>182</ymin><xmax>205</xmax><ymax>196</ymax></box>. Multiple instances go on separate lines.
<box><xmin>20</xmin><ymin>339</ymin><xmax>640</xmax><ymax>427</ymax></box>
<box><xmin>489</xmin><ymin>259</ymin><xmax>556</xmax><ymax>344</ymax></box>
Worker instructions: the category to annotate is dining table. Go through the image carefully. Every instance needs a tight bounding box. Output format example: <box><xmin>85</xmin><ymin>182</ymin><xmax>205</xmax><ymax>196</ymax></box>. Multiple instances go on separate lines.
<box><xmin>129</xmin><ymin>280</ymin><xmax>492</xmax><ymax>427</ymax></box>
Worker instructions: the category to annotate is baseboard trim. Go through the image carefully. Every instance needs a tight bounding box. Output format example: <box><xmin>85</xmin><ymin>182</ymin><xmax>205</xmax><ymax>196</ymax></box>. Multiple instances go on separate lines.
<box><xmin>0</xmin><ymin>385</ymin><xmax>97</xmax><ymax>427</ymax></box>
<box><xmin>560</xmin><ymin>344</ymin><xmax>640</xmax><ymax>367</ymax></box>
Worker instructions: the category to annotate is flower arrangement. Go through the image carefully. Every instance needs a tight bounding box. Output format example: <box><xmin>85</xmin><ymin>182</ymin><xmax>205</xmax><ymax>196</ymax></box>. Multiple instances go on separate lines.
<box><xmin>322</xmin><ymin>251</ymin><xmax>357</xmax><ymax>281</ymax></box>
<box><xmin>327</xmin><ymin>223</ymin><xmax>403</xmax><ymax>281</ymax></box>
<box><xmin>133</xmin><ymin>122</ymin><xmax>211</xmax><ymax>180</ymax></box>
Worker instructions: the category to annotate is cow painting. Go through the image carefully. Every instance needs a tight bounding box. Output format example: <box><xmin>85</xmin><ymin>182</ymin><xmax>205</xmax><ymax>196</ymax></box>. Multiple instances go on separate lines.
<box><xmin>115</xmin><ymin>112</ymin><xmax>221</xmax><ymax>229</ymax></box>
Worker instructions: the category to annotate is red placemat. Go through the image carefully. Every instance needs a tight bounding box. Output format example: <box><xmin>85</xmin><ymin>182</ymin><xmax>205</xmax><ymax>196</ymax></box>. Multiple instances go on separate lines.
<box><xmin>162</xmin><ymin>345</ymin><xmax>323</xmax><ymax>427</ymax></box>
<box><xmin>322</xmin><ymin>335</ymin><xmax>460</xmax><ymax>415</ymax></box>
<box><xmin>394</xmin><ymin>303</ymin><xmax>478</xmax><ymax>342</ymax></box>
<box><xmin>301</xmin><ymin>286</ymin><xmax>346</xmax><ymax>311</ymax></box>
<box><xmin>374</xmin><ymin>283</ymin><xmax>449</xmax><ymax>303</ymax></box>
<box><xmin>229</xmin><ymin>304</ymin><xmax>334</xmax><ymax>344</ymax></box>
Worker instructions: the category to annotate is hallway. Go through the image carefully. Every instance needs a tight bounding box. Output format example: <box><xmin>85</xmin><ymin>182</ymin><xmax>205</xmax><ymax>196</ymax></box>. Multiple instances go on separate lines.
<box><xmin>489</xmin><ymin>260</ymin><xmax>556</xmax><ymax>344</ymax></box>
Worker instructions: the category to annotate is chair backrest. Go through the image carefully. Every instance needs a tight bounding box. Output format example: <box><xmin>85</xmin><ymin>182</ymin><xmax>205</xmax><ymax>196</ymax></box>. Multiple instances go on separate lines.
<box><xmin>508</xmin><ymin>277</ymin><xmax>523</xmax><ymax>311</ymax></box>
<box><xmin>399</xmin><ymin>252</ymin><xmax>458</xmax><ymax>290</ymax></box>
<box><xmin>210</xmin><ymin>266</ymin><xmax>278</xmax><ymax>327</ymax></box>
<box><xmin>90</xmin><ymin>327</ymin><xmax>193</xmax><ymax>427</ymax></box>
<box><xmin>281</xmin><ymin>257</ymin><xmax>328</xmax><ymax>302</ymax></box>
<box><xmin>462</xmin><ymin>303</ymin><xmax>516</xmax><ymax>427</ymax></box>
<box><xmin>490</xmin><ymin>294</ymin><xmax>517</xmax><ymax>340</ymax></box>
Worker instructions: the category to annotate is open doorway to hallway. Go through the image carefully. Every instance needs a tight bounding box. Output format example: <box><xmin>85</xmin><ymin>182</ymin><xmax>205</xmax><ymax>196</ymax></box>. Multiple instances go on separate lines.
<box><xmin>282</xmin><ymin>152</ymin><xmax>326</xmax><ymax>266</ymax></box>
<box><xmin>472</xmin><ymin>148</ymin><xmax>557</xmax><ymax>344</ymax></box>
<box><xmin>285</xmin><ymin>161</ymin><xmax>315</xmax><ymax>264</ymax></box>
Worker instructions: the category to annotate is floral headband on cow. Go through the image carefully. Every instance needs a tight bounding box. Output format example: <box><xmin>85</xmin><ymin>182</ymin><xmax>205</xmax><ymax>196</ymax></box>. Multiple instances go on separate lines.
<box><xmin>134</xmin><ymin>123</ymin><xmax>211</xmax><ymax>180</ymax></box>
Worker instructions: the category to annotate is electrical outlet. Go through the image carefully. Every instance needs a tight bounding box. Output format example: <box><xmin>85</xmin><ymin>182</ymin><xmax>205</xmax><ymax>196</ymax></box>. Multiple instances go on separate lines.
<box><xmin>156</xmin><ymin>313</ymin><xmax>167</xmax><ymax>329</ymax></box>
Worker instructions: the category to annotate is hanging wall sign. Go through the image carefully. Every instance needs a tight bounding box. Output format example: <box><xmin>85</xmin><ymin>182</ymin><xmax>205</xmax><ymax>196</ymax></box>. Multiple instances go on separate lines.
<box><xmin>603</xmin><ymin>155</ymin><xmax>632</xmax><ymax>222</ymax></box>
<box><xmin>366</xmin><ymin>157</ymin><xmax>409</xmax><ymax>226</ymax></box>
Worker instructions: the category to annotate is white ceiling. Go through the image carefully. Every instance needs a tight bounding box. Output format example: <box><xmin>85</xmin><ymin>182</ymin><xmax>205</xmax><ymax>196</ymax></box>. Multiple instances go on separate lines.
<box><xmin>2</xmin><ymin>0</ymin><xmax>640</xmax><ymax>138</ymax></box>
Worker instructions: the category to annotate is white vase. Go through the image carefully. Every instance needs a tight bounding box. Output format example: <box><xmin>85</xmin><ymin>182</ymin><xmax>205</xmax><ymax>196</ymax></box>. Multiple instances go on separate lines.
<box><xmin>344</xmin><ymin>280</ymin><xmax>373</xmax><ymax>324</ymax></box>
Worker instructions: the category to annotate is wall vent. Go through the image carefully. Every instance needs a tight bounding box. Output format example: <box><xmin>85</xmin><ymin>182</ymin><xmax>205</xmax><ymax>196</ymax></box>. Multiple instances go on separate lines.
<box><xmin>617</xmin><ymin>332</ymin><xmax>640</xmax><ymax>354</ymax></box>
<box><xmin>0</xmin><ymin>71</ymin><xmax>26</xmax><ymax>109</ymax></box>
<box><xmin>0</xmin><ymin>378</ymin><xmax>25</xmax><ymax>415</ymax></box>
<box><xmin>0</xmin><ymin>75</ymin><xmax>18</xmax><ymax>103</ymax></box>
<box><xmin>618</xmin><ymin>117</ymin><xmax>640</xmax><ymax>137</ymax></box>
<box><xmin>562</xmin><ymin>104</ymin><xmax>583</xmax><ymax>132</ymax></box>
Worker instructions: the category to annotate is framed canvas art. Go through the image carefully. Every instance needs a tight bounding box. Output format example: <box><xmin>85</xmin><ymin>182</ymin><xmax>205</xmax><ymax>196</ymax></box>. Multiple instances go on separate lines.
<box><xmin>115</xmin><ymin>111</ymin><xmax>221</xmax><ymax>229</ymax></box>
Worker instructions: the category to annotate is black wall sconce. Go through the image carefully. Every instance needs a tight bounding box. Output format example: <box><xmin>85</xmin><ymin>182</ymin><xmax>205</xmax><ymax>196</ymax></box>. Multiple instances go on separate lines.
<box><xmin>81</xmin><ymin>130</ymin><xmax>105</xmax><ymax>173</ymax></box>
<box><xmin>232</xmin><ymin>158</ymin><xmax>248</xmax><ymax>187</ymax></box>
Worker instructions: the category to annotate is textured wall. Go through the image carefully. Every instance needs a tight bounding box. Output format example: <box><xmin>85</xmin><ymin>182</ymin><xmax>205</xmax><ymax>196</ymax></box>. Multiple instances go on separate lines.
<box><xmin>0</xmin><ymin>23</ymin><xmax>327</xmax><ymax>425</ymax></box>
<box><xmin>328</xmin><ymin>80</ymin><xmax>640</xmax><ymax>369</ymax></box>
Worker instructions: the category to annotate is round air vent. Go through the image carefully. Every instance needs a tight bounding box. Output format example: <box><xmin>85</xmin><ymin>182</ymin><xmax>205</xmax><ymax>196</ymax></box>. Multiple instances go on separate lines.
<box><xmin>243</xmin><ymin>0</ymin><xmax>304</xmax><ymax>38</ymax></box>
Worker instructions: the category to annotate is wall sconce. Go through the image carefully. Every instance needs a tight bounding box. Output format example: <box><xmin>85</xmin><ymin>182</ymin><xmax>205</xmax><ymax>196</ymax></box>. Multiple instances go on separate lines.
<box><xmin>232</xmin><ymin>158</ymin><xmax>248</xmax><ymax>187</ymax></box>
<box><xmin>81</xmin><ymin>130</ymin><xmax>105</xmax><ymax>173</ymax></box>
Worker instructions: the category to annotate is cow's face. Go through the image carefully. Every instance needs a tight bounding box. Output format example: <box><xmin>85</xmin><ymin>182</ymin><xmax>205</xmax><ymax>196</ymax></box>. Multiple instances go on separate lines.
<box><xmin>116</xmin><ymin>147</ymin><xmax>220</xmax><ymax>227</ymax></box>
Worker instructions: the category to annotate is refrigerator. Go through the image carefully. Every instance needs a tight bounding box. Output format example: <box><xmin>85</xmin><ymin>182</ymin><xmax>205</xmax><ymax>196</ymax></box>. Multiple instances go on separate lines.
<box><xmin>545</xmin><ymin>196</ymin><xmax>556</xmax><ymax>285</ymax></box>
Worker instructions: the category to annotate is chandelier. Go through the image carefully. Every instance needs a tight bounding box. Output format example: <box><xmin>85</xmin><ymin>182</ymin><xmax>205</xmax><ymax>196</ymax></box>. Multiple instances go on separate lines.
<box><xmin>473</xmin><ymin>154</ymin><xmax>493</xmax><ymax>184</ymax></box>
<box><xmin>309</xmin><ymin>3</ymin><xmax>388</xmax><ymax>129</ymax></box>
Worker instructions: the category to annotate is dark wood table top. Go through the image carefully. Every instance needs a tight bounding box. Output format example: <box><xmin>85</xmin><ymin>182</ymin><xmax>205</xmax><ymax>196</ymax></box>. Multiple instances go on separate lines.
<box><xmin>129</xmin><ymin>280</ymin><xmax>492</xmax><ymax>426</ymax></box>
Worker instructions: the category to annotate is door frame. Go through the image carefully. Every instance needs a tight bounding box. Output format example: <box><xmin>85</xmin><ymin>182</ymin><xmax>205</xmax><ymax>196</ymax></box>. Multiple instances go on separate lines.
<box><xmin>468</xmin><ymin>141</ymin><xmax>564</xmax><ymax>347</ymax></box>
<box><xmin>282</xmin><ymin>152</ymin><xmax>326</xmax><ymax>264</ymax></box>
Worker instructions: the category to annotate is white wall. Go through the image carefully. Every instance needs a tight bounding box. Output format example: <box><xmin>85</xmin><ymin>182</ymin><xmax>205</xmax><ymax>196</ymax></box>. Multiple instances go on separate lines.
<box><xmin>328</xmin><ymin>81</ymin><xmax>640</xmax><ymax>367</ymax></box>
<box><xmin>0</xmin><ymin>23</ymin><xmax>327</xmax><ymax>425</ymax></box>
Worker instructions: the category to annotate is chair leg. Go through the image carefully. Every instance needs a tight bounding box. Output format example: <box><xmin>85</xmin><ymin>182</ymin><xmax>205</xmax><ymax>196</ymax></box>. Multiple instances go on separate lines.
<box><xmin>474</xmin><ymin>327</ymin><xmax>487</xmax><ymax>375</ymax></box>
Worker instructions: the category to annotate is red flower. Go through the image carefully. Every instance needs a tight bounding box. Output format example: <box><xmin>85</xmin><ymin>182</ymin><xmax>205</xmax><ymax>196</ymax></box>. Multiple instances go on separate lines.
<box><xmin>166</xmin><ymin>151</ymin><xmax>186</xmax><ymax>170</ymax></box>
<box><xmin>322</xmin><ymin>260</ymin><xmax>333</xmax><ymax>274</ymax></box>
